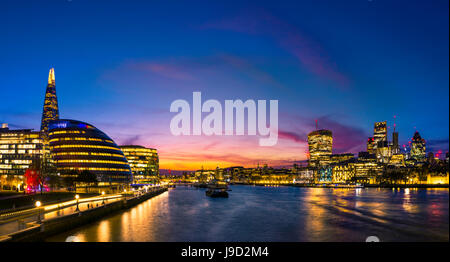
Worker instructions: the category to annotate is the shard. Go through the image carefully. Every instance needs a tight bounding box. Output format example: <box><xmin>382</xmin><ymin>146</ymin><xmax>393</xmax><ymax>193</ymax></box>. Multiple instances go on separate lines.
<box><xmin>40</xmin><ymin>68</ymin><xmax>59</xmax><ymax>140</ymax></box>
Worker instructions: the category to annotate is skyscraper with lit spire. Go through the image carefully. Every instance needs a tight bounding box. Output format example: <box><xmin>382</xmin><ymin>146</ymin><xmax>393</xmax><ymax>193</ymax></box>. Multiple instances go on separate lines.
<box><xmin>40</xmin><ymin>68</ymin><xmax>59</xmax><ymax>140</ymax></box>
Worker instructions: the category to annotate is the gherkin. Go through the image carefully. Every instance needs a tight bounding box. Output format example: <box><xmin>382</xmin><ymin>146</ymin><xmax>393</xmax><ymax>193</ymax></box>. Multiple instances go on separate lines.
<box><xmin>40</xmin><ymin>68</ymin><xmax>59</xmax><ymax>140</ymax></box>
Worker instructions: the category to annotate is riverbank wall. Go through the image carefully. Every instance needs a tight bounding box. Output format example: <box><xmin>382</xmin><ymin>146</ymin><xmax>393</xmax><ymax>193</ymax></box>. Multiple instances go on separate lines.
<box><xmin>0</xmin><ymin>187</ymin><xmax>168</xmax><ymax>242</ymax></box>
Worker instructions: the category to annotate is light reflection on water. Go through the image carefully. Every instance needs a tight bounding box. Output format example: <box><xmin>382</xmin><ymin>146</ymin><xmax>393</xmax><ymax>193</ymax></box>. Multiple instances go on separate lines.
<box><xmin>47</xmin><ymin>186</ymin><xmax>449</xmax><ymax>242</ymax></box>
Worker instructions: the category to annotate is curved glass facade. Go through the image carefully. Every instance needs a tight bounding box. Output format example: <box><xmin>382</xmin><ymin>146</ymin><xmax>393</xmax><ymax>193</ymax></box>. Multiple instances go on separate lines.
<box><xmin>48</xmin><ymin>119</ymin><xmax>132</xmax><ymax>184</ymax></box>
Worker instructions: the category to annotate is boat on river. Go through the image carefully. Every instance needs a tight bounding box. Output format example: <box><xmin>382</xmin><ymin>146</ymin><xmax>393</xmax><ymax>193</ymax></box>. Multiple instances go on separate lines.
<box><xmin>205</xmin><ymin>180</ymin><xmax>229</xmax><ymax>198</ymax></box>
<box><xmin>205</xmin><ymin>188</ymin><xmax>229</xmax><ymax>198</ymax></box>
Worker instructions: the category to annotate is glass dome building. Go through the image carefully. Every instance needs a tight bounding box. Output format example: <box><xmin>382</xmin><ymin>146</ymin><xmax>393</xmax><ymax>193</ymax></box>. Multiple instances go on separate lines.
<box><xmin>48</xmin><ymin>119</ymin><xmax>132</xmax><ymax>184</ymax></box>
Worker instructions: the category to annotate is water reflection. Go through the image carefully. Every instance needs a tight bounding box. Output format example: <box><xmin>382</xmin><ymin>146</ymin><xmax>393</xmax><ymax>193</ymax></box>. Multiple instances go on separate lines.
<box><xmin>97</xmin><ymin>220</ymin><xmax>110</xmax><ymax>242</ymax></box>
<box><xmin>47</xmin><ymin>186</ymin><xmax>449</xmax><ymax>242</ymax></box>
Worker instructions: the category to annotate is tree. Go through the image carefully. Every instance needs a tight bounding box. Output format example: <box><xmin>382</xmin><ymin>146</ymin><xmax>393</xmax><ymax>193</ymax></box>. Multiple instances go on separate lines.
<box><xmin>384</xmin><ymin>168</ymin><xmax>408</xmax><ymax>184</ymax></box>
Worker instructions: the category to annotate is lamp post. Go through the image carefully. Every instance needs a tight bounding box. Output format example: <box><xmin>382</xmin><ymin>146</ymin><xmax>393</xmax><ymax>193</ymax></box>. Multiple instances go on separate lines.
<box><xmin>35</xmin><ymin>201</ymin><xmax>42</xmax><ymax>223</ymax></box>
<box><xmin>102</xmin><ymin>191</ymin><xmax>105</xmax><ymax>205</ymax></box>
<box><xmin>75</xmin><ymin>194</ymin><xmax>80</xmax><ymax>212</ymax></box>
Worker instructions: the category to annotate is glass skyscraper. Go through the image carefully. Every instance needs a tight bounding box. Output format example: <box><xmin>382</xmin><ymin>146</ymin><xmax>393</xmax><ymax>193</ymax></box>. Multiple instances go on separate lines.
<box><xmin>410</xmin><ymin>131</ymin><xmax>426</xmax><ymax>163</ymax></box>
<box><xmin>40</xmin><ymin>68</ymin><xmax>59</xmax><ymax>141</ymax></box>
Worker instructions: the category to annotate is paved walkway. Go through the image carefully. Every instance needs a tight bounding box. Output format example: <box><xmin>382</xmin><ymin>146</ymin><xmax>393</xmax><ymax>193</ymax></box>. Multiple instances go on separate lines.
<box><xmin>0</xmin><ymin>195</ymin><xmax>124</xmax><ymax>237</ymax></box>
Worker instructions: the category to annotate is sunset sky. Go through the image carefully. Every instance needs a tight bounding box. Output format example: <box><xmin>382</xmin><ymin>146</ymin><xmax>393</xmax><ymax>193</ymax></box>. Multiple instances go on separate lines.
<box><xmin>1</xmin><ymin>0</ymin><xmax>449</xmax><ymax>170</ymax></box>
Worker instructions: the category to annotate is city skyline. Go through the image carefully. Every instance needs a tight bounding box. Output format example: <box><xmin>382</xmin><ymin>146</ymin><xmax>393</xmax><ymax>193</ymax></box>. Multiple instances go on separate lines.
<box><xmin>1</xmin><ymin>0</ymin><xmax>448</xmax><ymax>170</ymax></box>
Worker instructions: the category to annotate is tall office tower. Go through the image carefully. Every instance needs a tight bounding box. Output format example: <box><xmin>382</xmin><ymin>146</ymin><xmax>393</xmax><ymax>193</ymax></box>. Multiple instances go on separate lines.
<box><xmin>367</xmin><ymin>137</ymin><xmax>375</xmax><ymax>154</ymax></box>
<box><xmin>307</xmin><ymin>129</ymin><xmax>333</xmax><ymax>167</ymax></box>
<box><xmin>410</xmin><ymin>131</ymin><xmax>426</xmax><ymax>162</ymax></box>
<box><xmin>40</xmin><ymin>68</ymin><xmax>60</xmax><ymax>141</ymax></box>
<box><xmin>372</xmin><ymin>121</ymin><xmax>390</xmax><ymax>163</ymax></box>
<box><xmin>373</xmin><ymin>121</ymin><xmax>387</xmax><ymax>148</ymax></box>
<box><xmin>392</xmin><ymin>131</ymin><xmax>399</xmax><ymax>154</ymax></box>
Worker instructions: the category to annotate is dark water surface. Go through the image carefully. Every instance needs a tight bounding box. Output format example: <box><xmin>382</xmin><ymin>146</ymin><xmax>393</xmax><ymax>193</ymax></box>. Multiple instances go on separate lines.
<box><xmin>46</xmin><ymin>185</ymin><xmax>449</xmax><ymax>242</ymax></box>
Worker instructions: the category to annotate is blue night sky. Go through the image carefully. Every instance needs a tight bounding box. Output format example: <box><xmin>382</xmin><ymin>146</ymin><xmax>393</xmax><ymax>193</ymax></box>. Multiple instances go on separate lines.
<box><xmin>1</xmin><ymin>0</ymin><xmax>448</xmax><ymax>169</ymax></box>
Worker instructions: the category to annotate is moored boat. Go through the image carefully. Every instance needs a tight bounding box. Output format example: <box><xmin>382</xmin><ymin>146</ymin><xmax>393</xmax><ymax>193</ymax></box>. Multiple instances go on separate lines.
<box><xmin>205</xmin><ymin>179</ymin><xmax>229</xmax><ymax>198</ymax></box>
<box><xmin>205</xmin><ymin>188</ymin><xmax>229</xmax><ymax>198</ymax></box>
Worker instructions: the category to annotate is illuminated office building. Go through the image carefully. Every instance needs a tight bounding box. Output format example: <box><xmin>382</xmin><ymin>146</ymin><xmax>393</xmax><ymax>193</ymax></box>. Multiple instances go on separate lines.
<box><xmin>389</xmin><ymin>154</ymin><xmax>406</xmax><ymax>167</ymax></box>
<box><xmin>40</xmin><ymin>68</ymin><xmax>59</xmax><ymax>142</ymax></box>
<box><xmin>372</xmin><ymin>121</ymin><xmax>391</xmax><ymax>163</ymax></box>
<box><xmin>48</xmin><ymin>119</ymin><xmax>132</xmax><ymax>184</ymax></box>
<box><xmin>307</xmin><ymin>129</ymin><xmax>333</xmax><ymax>167</ymax></box>
<box><xmin>317</xmin><ymin>166</ymin><xmax>332</xmax><ymax>183</ymax></box>
<box><xmin>120</xmin><ymin>145</ymin><xmax>159</xmax><ymax>184</ymax></box>
<box><xmin>0</xmin><ymin>124</ymin><xmax>43</xmax><ymax>190</ymax></box>
<box><xmin>367</xmin><ymin>137</ymin><xmax>375</xmax><ymax>154</ymax></box>
<box><xmin>410</xmin><ymin>131</ymin><xmax>426</xmax><ymax>163</ymax></box>
<box><xmin>358</xmin><ymin>151</ymin><xmax>377</xmax><ymax>162</ymax></box>
<box><xmin>293</xmin><ymin>168</ymin><xmax>315</xmax><ymax>184</ymax></box>
<box><xmin>373</xmin><ymin>121</ymin><xmax>387</xmax><ymax>146</ymax></box>
<box><xmin>392</xmin><ymin>131</ymin><xmax>400</xmax><ymax>154</ymax></box>
<box><xmin>350</xmin><ymin>161</ymin><xmax>382</xmax><ymax>184</ymax></box>
<box><xmin>330</xmin><ymin>153</ymin><xmax>354</xmax><ymax>164</ymax></box>
<box><xmin>332</xmin><ymin>164</ymin><xmax>355</xmax><ymax>184</ymax></box>
<box><xmin>376</xmin><ymin>141</ymin><xmax>392</xmax><ymax>163</ymax></box>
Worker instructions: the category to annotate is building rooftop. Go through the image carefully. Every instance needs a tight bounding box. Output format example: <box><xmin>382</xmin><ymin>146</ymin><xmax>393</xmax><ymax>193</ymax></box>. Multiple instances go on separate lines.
<box><xmin>308</xmin><ymin>129</ymin><xmax>332</xmax><ymax>137</ymax></box>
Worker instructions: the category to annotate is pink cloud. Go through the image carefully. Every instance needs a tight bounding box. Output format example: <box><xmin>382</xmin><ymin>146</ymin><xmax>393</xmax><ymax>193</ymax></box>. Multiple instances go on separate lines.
<box><xmin>278</xmin><ymin>130</ymin><xmax>307</xmax><ymax>143</ymax></box>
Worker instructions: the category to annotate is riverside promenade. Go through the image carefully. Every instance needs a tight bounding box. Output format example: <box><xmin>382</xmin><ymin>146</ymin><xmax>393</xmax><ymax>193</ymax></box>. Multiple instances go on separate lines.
<box><xmin>0</xmin><ymin>186</ymin><xmax>168</xmax><ymax>242</ymax></box>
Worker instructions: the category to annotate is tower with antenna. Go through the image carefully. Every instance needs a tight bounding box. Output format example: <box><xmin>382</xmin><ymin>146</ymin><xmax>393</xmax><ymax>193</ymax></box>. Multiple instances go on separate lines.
<box><xmin>392</xmin><ymin>115</ymin><xmax>399</xmax><ymax>154</ymax></box>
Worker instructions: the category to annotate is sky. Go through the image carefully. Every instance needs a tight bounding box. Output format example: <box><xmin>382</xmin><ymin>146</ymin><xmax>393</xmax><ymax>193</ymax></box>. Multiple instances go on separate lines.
<box><xmin>1</xmin><ymin>0</ymin><xmax>449</xmax><ymax>170</ymax></box>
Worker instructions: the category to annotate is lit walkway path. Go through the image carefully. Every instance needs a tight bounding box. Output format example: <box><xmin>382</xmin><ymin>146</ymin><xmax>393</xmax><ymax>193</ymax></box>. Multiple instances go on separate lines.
<box><xmin>0</xmin><ymin>194</ymin><xmax>124</xmax><ymax>237</ymax></box>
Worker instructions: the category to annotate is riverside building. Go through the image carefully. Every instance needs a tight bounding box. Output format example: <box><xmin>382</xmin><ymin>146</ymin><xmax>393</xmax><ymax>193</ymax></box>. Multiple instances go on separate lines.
<box><xmin>0</xmin><ymin>124</ymin><xmax>43</xmax><ymax>190</ymax></box>
<box><xmin>48</xmin><ymin>119</ymin><xmax>132</xmax><ymax>188</ymax></box>
<box><xmin>120</xmin><ymin>145</ymin><xmax>159</xmax><ymax>184</ymax></box>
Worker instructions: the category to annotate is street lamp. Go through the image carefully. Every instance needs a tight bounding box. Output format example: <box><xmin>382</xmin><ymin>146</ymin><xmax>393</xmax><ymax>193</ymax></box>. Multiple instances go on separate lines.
<box><xmin>35</xmin><ymin>201</ymin><xmax>42</xmax><ymax>223</ymax></box>
<box><xmin>75</xmin><ymin>194</ymin><xmax>80</xmax><ymax>212</ymax></box>
<box><xmin>102</xmin><ymin>191</ymin><xmax>105</xmax><ymax>205</ymax></box>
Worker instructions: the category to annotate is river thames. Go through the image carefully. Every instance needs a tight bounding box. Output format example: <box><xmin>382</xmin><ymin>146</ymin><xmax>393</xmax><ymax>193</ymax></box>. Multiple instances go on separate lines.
<box><xmin>47</xmin><ymin>185</ymin><xmax>449</xmax><ymax>242</ymax></box>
